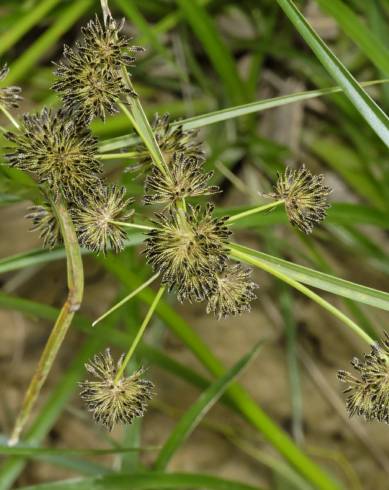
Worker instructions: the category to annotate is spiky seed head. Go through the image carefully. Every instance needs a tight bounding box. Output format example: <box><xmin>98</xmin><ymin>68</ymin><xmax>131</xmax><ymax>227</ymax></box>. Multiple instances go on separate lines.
<box><xmin>144</xmin><ymin>204</ymin><xmax>231</xmax><ymax>302</ymax></box>
<box><xmin>53</xmin><ymin>52</ymin><xmax>134</xmax><ymax>123</ymax></box>
<box><xmin>270</xmin><ymin>165</ymin><xmax>331</xmax><ymax>234</ymax></box>
<box><xmin>206</xmin><ymin>262</ymin><xmax>258</xmax><ymax>320</ymax></box>
<box><xmin>0</xmin><ymin>64</ymin><xmax>22</xmax><ymax>109</ymax></box>
<box><xmin>73</xmin><ymin>185</ymin><xmax>134</xmax><ymax>254</ymax></box>
<box><xmin>80</xmin><ymin>16</ymin><xmax>144</xmax><ymax>68</ymax></box>
<box><xmin>53</xmin><ymin>16</ymin><xmax>143</xmax><ymax>122</ymax></box>
<box><xmin>5</xmin><ymin>108</ymin><xmax>101</xmax><ymax>199</ymax></box>
<box><xmin>80</xmin><ymin>349</ymin><xmax>154</xmax><ymax>431</ymax></box>
<box><xmin>129</xmin><ymin>113</ymin><xmax>204</xmax><ymax>174</ymax></box>
<box><xmin>338</xmin><ymin>333</ymin><xmax>389</xmax><ymax>423</ymax></box>
<box><xmin>144</xmin><ymin>152</ymin><xmax>219</xmax><ymax>206</ymax></box>
<box><xmin>26</xmin><ymin>201</ymin><xmax>62</xmax><ymax>249</ymax></box>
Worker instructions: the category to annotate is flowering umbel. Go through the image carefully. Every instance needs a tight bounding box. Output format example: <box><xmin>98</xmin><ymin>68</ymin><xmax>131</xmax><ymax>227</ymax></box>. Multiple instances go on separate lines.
<box><xmin>0</xmin><ymin>64</ymin><xmax>22</xmax><ymax>109</ymax></box>
<box><xmin>144</xmin><ymin>152</ymin><xmax>219</xmax><ymax>206</ymax></box>
<box><xmin>26</xmin><ymin>201</ymin><xmax>62</xmax><ymax>249</ymax></box>
<box><xmin>270</xmin><ymin>165</ymin><xmax>331</xmax><ymax>234</ymax></box>
<box><xmin>144</xmin><ymin>204</ymin><xmax>231</xmax><ymax>302</ymax></box>
<box><xmin>80</xmin><ymin>349</ymin><xmax>154</xmax><ymax>431</ymax></box>
<box><xmin>207</xmin><ymin>263</ymin><xmax>258</xmax><ymax>320</ymax></box>
<box><xmin>5</xmin><ymin>108</ymin><xmax>101</xmax><ymax>199</ymax></box>
<box><xmin>338</xmin><ymin>333</ymin><xmax>389</xmax><ymax>423</ymax></box>
<box><xmin>73</xmin><ymin>185</ymin><xmax>134</xmax><ymax>254</ymax></box>
<box><xmin>53</xmin><ymin>16</ymin><xmax>143</xmax><ymax>122</ymax></box>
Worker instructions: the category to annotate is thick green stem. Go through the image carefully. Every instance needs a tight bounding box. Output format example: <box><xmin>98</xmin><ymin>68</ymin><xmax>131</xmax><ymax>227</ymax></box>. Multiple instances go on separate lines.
<box><xmin>115</xmin><ymin>286</ymin><xmax>165</xmax><ymax>382</ymax></box>
<box><xmin>9</xmin><ymin>198</ymin><xmax>84</xmax><ymax>445</ymax></box>
<box><xmin>227</xmin><ymin>200</ymin><xmax>284</xmax><ymax>224</ymax></box>
<box><xmin>230</xmin><ymin>244</ymin><xmax>374</xmax><ymax>346</ymax></box>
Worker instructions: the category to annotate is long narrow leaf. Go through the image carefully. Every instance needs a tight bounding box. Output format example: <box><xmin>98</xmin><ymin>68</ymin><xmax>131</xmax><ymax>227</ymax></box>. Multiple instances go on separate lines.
<box><xmin>18</xmin><ymin>472</ymin><xmax>263</xmax><ymax>490</ymax></box>
<box><xmin>98</xmin><ymin>79</ymin><xmax>389</xmax><ymax>152</ymax></box>
<box><xmin>316</xmin><ymin>0</ymin><xmax>389</xmax><ymax>75</ymax></box>
<box><xmin>276</xmin><ymin>0</ymin><xmax>389</xmax><ymax>149</ymax></box>
<box><xmin>231</xmin><ymin>243</ymin><xmax>389</xmax><ymax>311</ymax></box>
<box><xmin>155</xmin><ymin>340</ymin><xmax>263</xmax><ymax>470</ymax></box>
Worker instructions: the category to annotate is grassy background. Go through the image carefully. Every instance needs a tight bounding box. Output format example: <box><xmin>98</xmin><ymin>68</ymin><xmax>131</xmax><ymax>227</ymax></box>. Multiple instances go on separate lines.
<box><xmin>0</xmin><ymin>0</ymin><xmax>388</xmax><ymax>489</ymax></box>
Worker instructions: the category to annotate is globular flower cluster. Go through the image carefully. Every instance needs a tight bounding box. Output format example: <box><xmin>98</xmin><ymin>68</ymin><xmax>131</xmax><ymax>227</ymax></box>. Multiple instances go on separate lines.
<box><xmin>73</xmin><ymin>185</ymin><xmax>134</xmax><ymax>254</ymax></box>
<box><xmin>338</xmin><ymin>333</ymin><xmax>389</xmax><ymax>423</ymax></box>
<box><xmin>0</xmin><ymin>64</ymin><xmax>22</xmax><ymax>109</ymax></box>
<box><xmin>80</xmin><ymin>349</ymin><xmax>154</xmax><ymax>431</ymax></box>
<box><xmin>6</xmin><ymin>108</ymin><xmax>102</xmax><ymax>199</ymax></box>
<box><xmin>144</xmin><ymin>152</ymin><xmax>219</xmax><ymax>206</ymax></box>
<box><xmin>26</xmin><ymin>201</ymin><xmax>63</xmax><ymax>249</ymax></box>
<box><xmin>53</xmin><ymin>16</ymin><xmax>143</xmax><ymax>122</ymax></box>
<box><xmin>270</xmin><ymin>165</ymin><xmax>331</xmax><ymax>234</ymax></box>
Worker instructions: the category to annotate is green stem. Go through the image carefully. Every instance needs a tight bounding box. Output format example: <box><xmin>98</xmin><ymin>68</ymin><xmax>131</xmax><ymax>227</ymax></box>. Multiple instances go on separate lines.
<box><xmin>93</xmin><ymin>273</ymin><xmax>160</xmax><ymax>327</ymax></box>
<box><xmin>227</xmin><ymin>200</ymin><xmax>284</xmax><ymax>224</ymax></box>
<box><xmin>114</xmin><ymin>286</ymin><xmax>166</xmax><ymax>382</ymax></box>
<box><xmin>98</xmin><ymin>152</ymin><xmax>138</xmax><ymax>160</ymax></box>
<box><xmin>0</xmin><ymin>104</ymin><xmax>19</xmax><ymax>129</ymax></box>
<box><xmin>230</xmin><ymin>244</ymin><xmax>374</xmax><ymax>346</ymax></box>
<box><xmin>9</xmin><ymin>198</ymin><xmax>84</xmax><ymax>445</ymax></box>
<box><xmin>109</xmin><ymin>220</ymin><xmax>154</xmax><ymax>231</ymax></box>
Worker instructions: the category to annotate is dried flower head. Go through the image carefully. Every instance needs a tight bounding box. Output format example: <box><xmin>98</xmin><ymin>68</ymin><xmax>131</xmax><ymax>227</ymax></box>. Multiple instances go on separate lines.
<box><xmin>0</xmin><ymin>64</ymin><xmax>22</xmax><ymax>109</ymax></box>
<box><xmin>207</xmin><ymin>263</ymin><xmax>258</xmax><ymax>319</ymax></box>
<box><xmin>80</xmin><ymin>349</ymin><xmax>154</xmax><ymax>431</ymax></box>
<box><xmin>144</xmin><ymin>204</ymin><xmax>231</xmax><ymax>302</ymax></box>
<box><xmin>130</xmin><ymin>113</ymin><xmax>204</xmax><ymax>174</ymax></box>
<box><xmin>80</xmin><ymin>16</ymin><xmax>144</xmax><ymax>69</ymax></box>
<box><xmin>338</xmin><ymin>333</ymin><xmax>389</xmax><ymax>423</ymax></box>
<box><xmin>73</xmin><ymin>185</ymin><xmax>134</xmax><ymax>254</ymax></box>
<box><xmin>26</xmin><ymin>201</ymin><xmax>62</xmax><ymax>249</ymax></box>
<box><xmin>270</xmin><ymin>165</ymin><xmax>331</xmax><ymax>234</ymax></box>
<box><xmin>144</xmin><ymin>152</ymin><xmax>219</xmax><ymax>206</ymax></box>
<box><xmin>5</xmin><ymin>108</ymin><xmax>101</xmax><ymax>199</ymax></box>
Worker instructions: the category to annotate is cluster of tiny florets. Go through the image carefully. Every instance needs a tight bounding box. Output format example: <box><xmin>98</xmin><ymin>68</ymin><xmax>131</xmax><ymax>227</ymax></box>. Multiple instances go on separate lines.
<box><xmin>73</xmin><ymin>185</ymin><xmax>133</xmax><ymax>254</ymax></box>
<box><xmin>144</xmin><ymin>152</ymin><xmax>219</xmax><ymax>206</ymax></box>
<box><xmin>207</xmin><ymin>263</ymin><xmax>259</xmax><ymax>320</ymax></box>
<box><xmin>53</xmin><ymin>16</ymin><xmax>143</xmax><ymax>122</ymax></box>
<box><xmin>130</xmin><ymin>113</ymin><xmax>204</xmax><ymax>174</ymax></box>
<box><xmin>5</xmin><ymin>108</ymin><xmax>102</xmax><ymax>199</ymax></box>
<box><xmin>145</xmin><ymin>204</ymin><xmax>230</xmax><ymax>302</ymax></box>
<box><xmin>338</xmin><ymin>333</ymin><xmax>389</xmax><ymax>423</ymax></box>
<box><xmin>0</xmin><ymin>64</ymin><xmax>22</xmax><ymax>109</ymax></box>
<box><xmin>26</xmin><ymin>201</ymin><xmax>62</xmax><ymax>249</ymax></box>
<box><xmin>270</xmin><ymin>165</ymin><xmax>331</xmax><ymax>234</ymax></box>
<box><xmin>80</xmin><ymin>349</ymin><xmax>154</xmax><ymax>431</ymax></box>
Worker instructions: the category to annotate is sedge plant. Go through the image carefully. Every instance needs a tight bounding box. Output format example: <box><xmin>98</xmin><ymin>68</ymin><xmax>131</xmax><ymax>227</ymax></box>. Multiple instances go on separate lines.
<box><xmin>0</xmin><ymin>2</ymin><xmax>389</xmax><ymax>489</ymax></box>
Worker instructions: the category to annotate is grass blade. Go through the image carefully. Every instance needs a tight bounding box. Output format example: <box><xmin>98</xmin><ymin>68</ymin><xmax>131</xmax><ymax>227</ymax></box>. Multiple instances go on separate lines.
<box><xmin>230</xmin><ymin>243</ymin><xmax>389</xmax><ymax>311</ymax></box>
<box><xmin>98</xmin><ymin>79</ymin><xmax>389</xmax><ymax>151</ymax></box>
<box><xmin>276</xmin><ymin>0</ymin><xmax>389</xmax><ymax>149</ymax></box>
<box><xmin>316</xmin><ymin>0</ymin><xmax>389</xmax><ymax>75</ymax></box>
<box><xmin>18</xmin><ymin>472</ymin><xmax>263</xmax><ymax>490</ymax></box>
<box><xmin>154</xmin><ymin>340</ymin><xmax>264</xmax><ymax>470</ymax></box>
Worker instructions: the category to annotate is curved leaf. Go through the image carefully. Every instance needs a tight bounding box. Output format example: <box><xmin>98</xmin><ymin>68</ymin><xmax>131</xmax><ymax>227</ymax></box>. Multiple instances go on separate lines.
<box><xmin>276</xmin><ymin>0</ymin><xmax>389</xmax><ymax>149</ymax></box>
